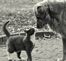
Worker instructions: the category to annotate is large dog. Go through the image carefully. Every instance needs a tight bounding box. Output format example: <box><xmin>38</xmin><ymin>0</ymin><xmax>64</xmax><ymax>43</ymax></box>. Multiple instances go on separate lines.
<box><xmin>34</xmin><ymin>1</ymin><xmax>66</xmax><ymax>61</ymax></box>
<box><xmin>3</xmin><ymin>21</ymin><xmax>35</xmax><ymax>61</ymax></box>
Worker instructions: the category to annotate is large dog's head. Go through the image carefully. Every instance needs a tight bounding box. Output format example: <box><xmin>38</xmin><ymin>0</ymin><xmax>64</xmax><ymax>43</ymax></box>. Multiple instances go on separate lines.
<box><xmin>33</xmin><ymin>1</ymin><xmax>51</xmax><ymax>29</ymax></box>
<box><xmin>33</xmin><ymin>1</ymin><xmax>62</xmax><ymax>29</ymax></box>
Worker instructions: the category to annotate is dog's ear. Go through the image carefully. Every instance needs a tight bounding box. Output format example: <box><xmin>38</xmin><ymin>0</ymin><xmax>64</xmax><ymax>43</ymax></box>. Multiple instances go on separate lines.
<box><xmin>24</xmin><ymin>30</ymin><xmax>28</xmax><ymax>33</ymax></box>
<box><xmin>24</xmin><ymin>28</ymin><xmax>29</xmax><ymax>33</ymax></box>
<box><xmin>47</xmin><ymin>5</ymin><xmax>58</xmax><ymax>18</ymax></box>
<box><xmin>47</xmin><ymin>5</ymin><xmax>60</xmax><ymax>22</ymax></box>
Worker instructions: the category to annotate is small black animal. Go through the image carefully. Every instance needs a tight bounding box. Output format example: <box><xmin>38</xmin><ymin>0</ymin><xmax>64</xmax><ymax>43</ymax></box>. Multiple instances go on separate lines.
<box><xmin>3</xmin><ymin>21</ymin><xmax>35</xmax><ymax>61</ymax></box>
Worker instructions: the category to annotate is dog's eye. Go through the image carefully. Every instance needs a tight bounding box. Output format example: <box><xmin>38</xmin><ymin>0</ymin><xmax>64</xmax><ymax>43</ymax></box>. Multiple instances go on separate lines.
<box><xmin>37</xmin><ymin>6</ymin><xmax>41</xmax><ymax>10</ymax></box>
<box><xmin>37</xmin><ymin>6</ymin><xmax>43</xmax><ymax>14</ymax></box>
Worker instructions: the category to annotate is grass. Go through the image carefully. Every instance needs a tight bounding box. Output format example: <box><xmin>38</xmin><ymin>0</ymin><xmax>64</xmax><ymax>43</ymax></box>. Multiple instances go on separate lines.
<box><xmin>0</xmin><ymin>0</ymin><xmax>39</xmax><ymax>35</ymax></box>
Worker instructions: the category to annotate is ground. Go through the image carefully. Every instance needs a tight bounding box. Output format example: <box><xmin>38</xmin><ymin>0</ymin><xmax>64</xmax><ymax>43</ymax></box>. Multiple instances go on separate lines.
<box><xmin>0</xmin><ymin>38</ymin><xmax>63</xmax><ymax>61</ymax></box>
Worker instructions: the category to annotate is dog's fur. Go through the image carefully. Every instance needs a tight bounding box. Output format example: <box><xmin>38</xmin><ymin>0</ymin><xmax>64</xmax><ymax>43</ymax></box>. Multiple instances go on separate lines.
<box><xmin>34</xmin><ymin>1</ymin><xmax>66</xmax><ymax>61</ymax></box>
<box><xmin>3</xmin><ymin>21</ymin><xmax>35</xmax><ymax>61</ymax></box>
